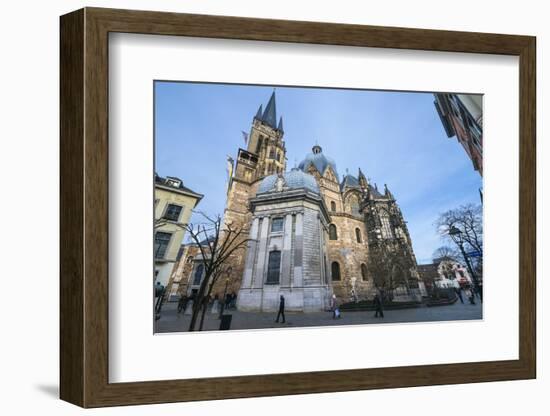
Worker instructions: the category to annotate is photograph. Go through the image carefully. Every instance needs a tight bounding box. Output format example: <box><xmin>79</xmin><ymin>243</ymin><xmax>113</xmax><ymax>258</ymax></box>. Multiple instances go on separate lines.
<box><xmin>152</xmin><ymin>82</ymin><xmax>483</xmax><ymax>333</ymax></box>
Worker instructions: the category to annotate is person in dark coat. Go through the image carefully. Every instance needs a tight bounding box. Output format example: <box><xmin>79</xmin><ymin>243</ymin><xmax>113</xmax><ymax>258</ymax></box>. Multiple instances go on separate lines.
<box><xmin>177</xmin><ymin>294</ymin><xmax>188</xmax><ymax>313</ymax></box>
<box><xmin>275</xmin><ymin>295</ymin><xmax>286</xmax><ymax>323</ymax></box>
<box><xmin>373</xmin><ymin>293</ymin><xmax>384</xmax><ymax>318</ymax></box>
<box><xmin>455</xmin><ymin>287</ymin><xmax>464</xmax><ymax>304</ymax></box>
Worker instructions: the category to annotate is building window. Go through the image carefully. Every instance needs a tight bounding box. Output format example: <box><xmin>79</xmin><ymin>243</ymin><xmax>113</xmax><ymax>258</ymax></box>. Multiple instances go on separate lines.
<box><xmin>361</xmin><ymin>263</ymin><xmax>368</xmax><ymax>281</ymax></box>
<box><xmin>266</xmin><ymin>250</ymin><xmax>281</xmax><ymax>284</ymax></box>
<box><xmin>380</xmin><ymin>212</ymin><xmax>393</xmax><ymax>239</ymax></box>
<box><xmin>176</xmin><ymin>246</ymin><xmax>185</xmax><ymax>261</ymax></box>
<box><xmin>163</xmin><ymin>204</ymin><xmax>183</xmax><ymax>221</ymax></box>
<box><xmin>355</xmin><ymin>228</ymin><xmax>362</xmax><ymax>243</ymax></box>
<box><xmin>271</xmin><ymin>217</ymin><xmax>284</xmax><ymax>233</ymax></box>
<box><xmin>329</xmin><ymin>224</ymin><xmax>338</xmax><ymax>240</ymax></box>
<box><xmin>186</xmin><ymin>256</ymin><xmax>194</xmax><ymax>264</ymax></box>
<box><xmin>192</xmin><ymin>263</ymin><xmax>204</xmax><ymax>285</ymax></box>
<box><xmin>331</xmin><ymin>261</ymin><xmax>341</xmax><ymax>281</ymax></box>
<box><xmin>269</xmin><ymin>148</ymin><xmax>276</xmax><ymax>159</ymax></box>
<box><xmin>256</xmin><ymin>136</ymin><xmax>263</xmax><ymax>153</ymax></box>
<box><xmin>330</xmin><ymin>201</ymin><xmax>336</xmax><ymax>212</ymax></box>
<box><xmin>154</xmin><ymin>232</ymin><xmax>172</xmax><ymax>259</ymax></box>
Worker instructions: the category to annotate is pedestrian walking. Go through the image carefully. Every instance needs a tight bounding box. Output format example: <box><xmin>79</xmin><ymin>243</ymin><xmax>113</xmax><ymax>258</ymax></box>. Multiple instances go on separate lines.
<box><xmin>466</xmin><ymin>287</ymin><xmax>476</xmax><ymax>304</ymax></box>
<box><xmin>275</xmin><ymin>294</ymin><xmax>286</xmax><ymax>323</ymax></box>
<box><xmin>211</xmin><ymin>295</ymin><xmax>220</xmax><ymax>315</ymax></box>
<box><xmin>455</xmin><ymin>287</ymin><xmax>464</xmax><ymax>304</ymax></box>
<box><xmin>177</xmin><ymin>294</ymin><xmax>188</xmax><ymax>313</ymax></box>
<box><xmin>373</xmin><ymin>292</ymin><xmax>384</xmax><ymax>318</ymax></box>
<box><xmin>330</xmin><ymin>294</ymin><xmax>341</xmax><ymax>319</ymax></box>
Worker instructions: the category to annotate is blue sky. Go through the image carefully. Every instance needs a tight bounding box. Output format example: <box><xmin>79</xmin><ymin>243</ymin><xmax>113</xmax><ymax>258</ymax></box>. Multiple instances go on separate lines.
<box><xmin>155</xmin><ymin>82</ymin><xmax>482</xmax><ymax>264</ymax></box>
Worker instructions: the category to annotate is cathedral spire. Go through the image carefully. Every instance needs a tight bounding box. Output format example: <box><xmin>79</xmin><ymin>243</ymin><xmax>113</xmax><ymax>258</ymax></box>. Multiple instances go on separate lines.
<box><xmin>384</xmin><ymin>183</ymin><xmax>394</xmax><ymax>199</ymax></box>
<box><xmin>277</xmin><ymin>116</ymin><xmax>284</xmax><ymax>133</ymax></box>
<box><xmin>261</xmin><ymin>91</ymin><xmax>277</xmax><ymax>129</ymax></box>
<box><xmin>255</xmin><ymin>104</ymin><xmax>263</xmax><ymax>120</ymax></box>
<box><xmin>358</xmin><ymin>167</ymin><xmax>368</xmax><ymax>189</ymax></box>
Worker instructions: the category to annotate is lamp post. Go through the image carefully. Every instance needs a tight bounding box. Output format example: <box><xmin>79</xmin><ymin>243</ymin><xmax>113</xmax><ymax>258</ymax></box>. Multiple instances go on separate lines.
<box><xmin>219</xmin><ymin>266</ymin><xmax>232</xmax><ymax>319</ymax></box>
<box><xmin>448</xmin><ymin>226</ymin><xmax>481</xmax><ymax>299</ymax></box>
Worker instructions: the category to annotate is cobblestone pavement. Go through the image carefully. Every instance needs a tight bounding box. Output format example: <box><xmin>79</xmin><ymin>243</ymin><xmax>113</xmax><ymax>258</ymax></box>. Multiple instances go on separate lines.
<box><xmin>155</xmin><ymin>298</ymin><xmax>483</xmax><ymax>333</ymax></box>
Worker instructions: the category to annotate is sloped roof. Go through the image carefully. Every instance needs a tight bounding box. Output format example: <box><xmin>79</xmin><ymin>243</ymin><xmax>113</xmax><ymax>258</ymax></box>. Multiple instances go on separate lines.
<box><xmin>257</xmin><ymin>169</ymin><xmax>320</xmax><ymax>195</ymax></box>
<box><xmin>298</xmin><ymin>146</ymin><xmax>339</xmax><ymax>180</ymax></box>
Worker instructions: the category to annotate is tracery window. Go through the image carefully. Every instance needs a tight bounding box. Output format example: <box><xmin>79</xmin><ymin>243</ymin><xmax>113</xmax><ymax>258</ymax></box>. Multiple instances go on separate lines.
<box><xmin>380</xmin><ymin>211</ymin><xmax>393</xmax><ymax>239</ymax></box>
<box><xmin>266</xmin><ymin>250</ymin><xmax>281</xmax><ymax>284</ymax></box>
<box><xmin>331</xmin><ymin>261</ymin><xmax>341</xmax><ymax>281</ymax></box>
<box><xmin>329</xmin><ymin>224</ymin><xmax>338</xmax><ymax>240</ymax></box>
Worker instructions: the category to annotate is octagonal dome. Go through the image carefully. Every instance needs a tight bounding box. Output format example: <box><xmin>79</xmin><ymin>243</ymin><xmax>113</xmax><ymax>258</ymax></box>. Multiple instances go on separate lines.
<box><xmin>298</xmin><ymin>145</ymin><xmax>339</xmax><ymax>180</ymax></box>
<box><xmin>257</xmin><ymin>169</ymin><xmax>320</xmax><ymax>195</ymax></box>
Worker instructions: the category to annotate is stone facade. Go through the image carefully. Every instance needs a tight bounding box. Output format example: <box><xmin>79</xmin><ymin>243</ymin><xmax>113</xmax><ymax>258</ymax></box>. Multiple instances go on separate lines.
<box><xmin>175</xmin><ymin>91</ymin><xmax>425</xmax><ymax>309</ymax></box>
<box><xmin>237</xmin><ymin>172</ymin><xmax>332</xmax><ymax>312</ymax></box>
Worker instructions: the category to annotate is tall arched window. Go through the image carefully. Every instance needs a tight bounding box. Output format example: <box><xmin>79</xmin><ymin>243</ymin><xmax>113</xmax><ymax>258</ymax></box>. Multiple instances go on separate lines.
<box><xmin>380</xmin><ymin>210</ymin><xmax>393</xmax><ymax>239</ymax></box>
<box><xmin>355</xmin><ymin>227</ymin><xmax>362</xmax><ymax>243</ymax></box>
<box><xmin>193</xmin><ymin>263</ymin><xmax>204</xmax><ymax>285</ymax></box>
<box><xmin>266</xmin><ymin>250</ymin><xmax>281</xmax><ymax>284</ymax></box>
<box><xmin>361</xmin><ymin>263</ymin><xmax>368</xmax><ymax>281</ymax></box>
<box><xmin>329</xmin><ymin>224</ymin><xmax>338</xmax><ymax>240</ymax></box>
<box><xmin>349</xmin><ymin>195</ymin><xmax>360</xmax><ymax>216</ymax></box>
<box><xmin>330</xmin><ymin>201</ymin><xmax>336</xmax><ymax>212</ymax></box>
<box><xmin>331</xmin><ymin>261</ymin><xmax>341</xmax><ymax>281</ymax></box>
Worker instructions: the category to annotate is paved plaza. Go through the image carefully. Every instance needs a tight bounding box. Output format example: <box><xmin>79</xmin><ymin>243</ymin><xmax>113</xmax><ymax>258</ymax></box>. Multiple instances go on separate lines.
<box><xmin>155</xmin><ymin>298</ymin><xmax>483</xmax><ymax>333</ymax></box>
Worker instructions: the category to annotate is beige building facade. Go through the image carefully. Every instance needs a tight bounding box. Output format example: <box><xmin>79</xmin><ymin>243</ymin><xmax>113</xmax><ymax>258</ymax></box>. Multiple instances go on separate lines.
<box><xmin>154</xmin><ymin>174</ymin><xmax>202</xmax><ymax>287</ymax></box>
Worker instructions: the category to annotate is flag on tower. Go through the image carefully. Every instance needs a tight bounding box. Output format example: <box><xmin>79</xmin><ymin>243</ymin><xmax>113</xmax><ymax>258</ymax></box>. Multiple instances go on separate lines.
<box><xmin>241</xmin><ymin>131</ymin><xmax>248</xmax><ymax>145</ymax></box>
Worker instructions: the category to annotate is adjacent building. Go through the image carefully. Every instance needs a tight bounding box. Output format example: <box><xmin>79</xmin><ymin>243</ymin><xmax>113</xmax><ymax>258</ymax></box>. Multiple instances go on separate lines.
<box><xmin>417</xmin><ymin>257</ymin><xmax>473</xmax><ymax>291</ymax></box>
<box><xmin>154</xmin><ymin>174</ymin><xmax>203</xmax><ymax>287</ymax></box>
<box><xmin>434</xmin><ymin>93</ymin><xmax>483</xmax><ymax>175</ymax></box>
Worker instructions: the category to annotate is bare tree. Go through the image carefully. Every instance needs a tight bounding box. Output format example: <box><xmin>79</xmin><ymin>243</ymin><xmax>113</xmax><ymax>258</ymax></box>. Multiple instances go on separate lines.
<box><xmin>183</xmin><ymin>212</ymin><xmax>251</xmax><ymax>331</ymax></box>
<box><xmin>436</xmin><ymin>203</ymin><xmax>483</xmax><ymax>289</ymax></box>
<box><xmin>369</xmin><ymin>241</ymin><xmax>414</xmax><ymax>300</ymax></box>
<box><xmin>436</xmin><ymin>204</ymin><xmax>483</xmax><ymax>255</ymax></box>
<box><xmin>432</xmin><ymin>246</ymin><xmax>460</xmax><ymax>262</ymax></box>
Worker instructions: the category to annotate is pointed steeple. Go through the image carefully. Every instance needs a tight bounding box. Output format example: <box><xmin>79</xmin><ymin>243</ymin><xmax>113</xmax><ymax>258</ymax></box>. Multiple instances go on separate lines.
<box><xmin>261</xmin><ymin>91</ymin><xmax>277</xmax><ymax>128</ymax></box>
<box><xmin>358</xmin><ymin>167</ymin><xmax>368</xmax><ymax>189</ymax></box>
<box><xmin>384</xmin><ymin>183</ymin><xmax>394</xmax><ymax>199</ymax></box>
<box><xmin>277</xmin><ymin>116</ymin><xmax>284</xmax><ymax>132</ymax></box>
<box><xmin>255</xmin><ymin>104</ymin><xmax>263</xmax><ymax>120</ymax></box>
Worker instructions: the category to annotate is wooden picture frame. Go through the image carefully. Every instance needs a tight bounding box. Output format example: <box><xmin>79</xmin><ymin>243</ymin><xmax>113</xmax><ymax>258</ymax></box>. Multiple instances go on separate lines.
<box><xmin>60</xmin><ymin>7</ymin><xmax>536</xmax><ymax>408</ymax></box>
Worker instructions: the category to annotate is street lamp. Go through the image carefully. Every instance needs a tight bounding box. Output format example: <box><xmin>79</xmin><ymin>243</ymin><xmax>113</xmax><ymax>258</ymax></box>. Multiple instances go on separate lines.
<box><xmin>448</xmin><ymin>226</ymin><xmax>481</xmax><ymax>299</ymax></box>
<box><xmin>219</xmin><ymin>266</ymin><xmax>233</xmax><ymax>319</ymax></box>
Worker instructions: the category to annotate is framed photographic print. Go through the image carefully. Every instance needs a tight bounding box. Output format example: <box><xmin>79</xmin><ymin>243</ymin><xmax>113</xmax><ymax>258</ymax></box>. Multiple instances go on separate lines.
<box><xmin>60</xmin><ymin>7</ymin><xmax>536</xmax><ymax>408</ymax></box>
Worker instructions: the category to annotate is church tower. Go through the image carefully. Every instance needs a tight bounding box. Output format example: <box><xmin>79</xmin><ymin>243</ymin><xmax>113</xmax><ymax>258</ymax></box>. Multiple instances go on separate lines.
<box><xmin>221</xmin><ymin>92</ymin><xmax>286</xmax><ymax>295</ymax></box>
<box><xmin>232</xmin><ymin>91</ymin><xmax>286</xmax><ymax>184</ymax></box>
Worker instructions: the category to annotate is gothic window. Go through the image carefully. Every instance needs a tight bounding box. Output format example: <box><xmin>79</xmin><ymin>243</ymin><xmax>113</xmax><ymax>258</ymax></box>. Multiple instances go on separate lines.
<box><xmin>163</xmin><ymin>204</ymin><xmax>183</xmax><ymax>221</ymax></box>
<box><xmin>380</xmin><ymin>211</ymin><xmax>393</xmax><ymax>239</ymax></box>
<box><xmin>349</xmin><ymin>197</ymin><xmax>360</xmax><ymax>216</ymax></box>
<box><xmin>330</xmin><ymin>201</ymin><xmax>336</xmax><ymax>212</ymax></box>
<box><xmin>331</xmin><ymin>261</ymin><xmax>341</xmax><ymax>281</ymax></box>
<box><xmin>361</xmin><ymin>263</ymin><xmax>368</xmax><ymax>281</ymax></box>
<box><xmin>269</xmin><ymin>148</ymin><xmax>276</xmax><ymax>159</ymax></box>
<box><xmin>154</xmin><ymin>232</ymin><xmax>171</xmax><ymax>259</ymax></box>
<box><xmin>329</xmin><ymin>224</ymin><xmax>338</xmax><ymax>240</ymax></box>
<box><xmin>186</xmin><ymin>256</ymin><xmax>194</xmax><ymax>264</ymax></box>
<box><xmin>355</xmin><ymin>228</ymin><xmax>362</xmax><ymax>243</ymax></box>
<box><xmin>192</xmin><ymin>263</ymin><xmax>204</xmax><ymax>285</ymax></box>
<box><xmin>271</xmin><ymin>217</ymin><xmax>284</xmax><ymax>233</ymax></box>
<box><xmin>266</xmin><ymin>250</ymin><xmax>281</xmax><ymax>284</ymax></box>
<box><xmin>256</xmin><ymin>136</ymin><xmax>263</xmax><ymax>154</ymax></box>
